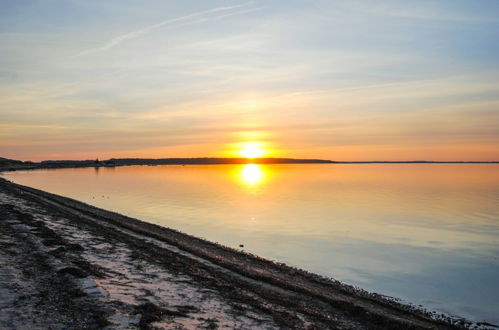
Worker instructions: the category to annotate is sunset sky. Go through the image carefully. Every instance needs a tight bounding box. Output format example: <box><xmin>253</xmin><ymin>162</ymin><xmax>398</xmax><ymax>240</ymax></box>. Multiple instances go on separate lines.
<box><xmin>1</xmin><ymin>0</ymin><xmax>498</xmax><ymax>161</ymax></box>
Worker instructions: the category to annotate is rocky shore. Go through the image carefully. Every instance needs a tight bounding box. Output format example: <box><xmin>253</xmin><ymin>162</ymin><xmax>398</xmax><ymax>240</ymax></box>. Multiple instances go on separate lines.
<box><xmin>0</xmin><ymin>178</ymin><xmax>482</xmax><ymax>329</ymax></box>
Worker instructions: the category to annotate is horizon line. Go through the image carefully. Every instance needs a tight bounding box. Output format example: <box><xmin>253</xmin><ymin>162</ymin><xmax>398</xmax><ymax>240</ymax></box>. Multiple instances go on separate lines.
<box><xmin>3</xmin><ymin>156</ymin><xmax>498</xmax><ymax>164</ymax></box>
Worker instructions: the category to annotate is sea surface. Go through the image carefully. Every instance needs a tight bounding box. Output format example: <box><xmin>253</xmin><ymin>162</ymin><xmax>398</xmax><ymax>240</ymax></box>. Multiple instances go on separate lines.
<box><xmin>3</xmin><ymin>164</ymin><xmax>499</xmax><ymax>324</ymax></box>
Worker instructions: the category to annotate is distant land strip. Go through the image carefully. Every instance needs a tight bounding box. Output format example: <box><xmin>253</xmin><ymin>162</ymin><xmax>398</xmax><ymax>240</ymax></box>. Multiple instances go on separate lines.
<box><xmin>0</xmin><ymin>157</ymin><xmax>498</xmax><ymax>172</ymax></box>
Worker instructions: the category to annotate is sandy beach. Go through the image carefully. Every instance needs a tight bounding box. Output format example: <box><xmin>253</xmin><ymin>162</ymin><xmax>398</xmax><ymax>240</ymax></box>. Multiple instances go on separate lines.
<box><xmin>0</xmin><ymin>177</ymin><xmax>477</xmax><ymax>329</ymax></box>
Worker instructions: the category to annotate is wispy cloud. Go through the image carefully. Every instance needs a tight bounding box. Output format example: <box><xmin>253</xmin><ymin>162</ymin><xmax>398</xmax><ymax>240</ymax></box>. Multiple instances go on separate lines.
<box><xmin>350</xmin><ymin>2</ymin><xmax>499</xmax><ymax>23</ymax></box>
<box><xmin>78</xmin><ymin>2</ymin><xmax>255</xmax><ymax>56</ymax></box>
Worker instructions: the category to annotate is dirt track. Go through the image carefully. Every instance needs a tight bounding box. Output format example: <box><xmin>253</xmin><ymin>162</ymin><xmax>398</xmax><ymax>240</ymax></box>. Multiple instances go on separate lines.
<box><xmin>0</xmin><ymin>178</ymin><xmax>474</xmax><ymax>329</ymax></box>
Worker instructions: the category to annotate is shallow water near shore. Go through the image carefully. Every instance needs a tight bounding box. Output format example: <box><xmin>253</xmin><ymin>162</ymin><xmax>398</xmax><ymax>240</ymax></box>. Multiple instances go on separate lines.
<box><xmin>3</xmin><ymin>164</ymin><xmax>499</xmax><ymax>324</ymax></box>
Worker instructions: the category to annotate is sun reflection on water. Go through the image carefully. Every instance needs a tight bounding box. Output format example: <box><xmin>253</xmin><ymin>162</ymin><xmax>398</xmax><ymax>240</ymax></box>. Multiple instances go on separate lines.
<box><xmin>240</xmin><ymin>164</ymin><xmax>264</xmax><ymax>186</ymax></box>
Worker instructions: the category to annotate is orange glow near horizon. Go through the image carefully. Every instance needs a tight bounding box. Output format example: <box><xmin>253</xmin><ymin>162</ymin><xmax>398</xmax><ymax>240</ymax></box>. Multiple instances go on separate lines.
<box><xmin>5</xmin><ymin>140</ymin><xmax>498</xmax><ymax>162</ymax></box>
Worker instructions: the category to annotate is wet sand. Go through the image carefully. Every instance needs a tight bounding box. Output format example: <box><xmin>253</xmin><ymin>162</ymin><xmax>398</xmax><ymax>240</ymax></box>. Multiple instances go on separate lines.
<box><xmin>0</xmin><ymin>178</ymin><xmax>481</xmax><ymax>329</ymax></box>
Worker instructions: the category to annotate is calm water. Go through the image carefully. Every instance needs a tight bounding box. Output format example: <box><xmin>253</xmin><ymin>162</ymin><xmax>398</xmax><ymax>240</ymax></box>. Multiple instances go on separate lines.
<box><xmin>3</xmin><ymin>164</ymin><xmax>499</xmax><ymax>324</ymax></box>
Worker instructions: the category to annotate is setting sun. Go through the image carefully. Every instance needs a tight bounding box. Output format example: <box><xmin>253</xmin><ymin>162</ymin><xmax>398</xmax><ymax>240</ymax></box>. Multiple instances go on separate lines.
<box><xmin>239</xmin><ymin>142</ymin><xmax>266</xmax><ymax>159</ymax></box>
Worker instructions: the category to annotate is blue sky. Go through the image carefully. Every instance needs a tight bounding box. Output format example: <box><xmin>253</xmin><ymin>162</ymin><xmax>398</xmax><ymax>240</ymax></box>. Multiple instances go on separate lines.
<box><xmin>1</xmin><ymin>0</ymin><xmax>498</xmax><ymax>160</ymax></box>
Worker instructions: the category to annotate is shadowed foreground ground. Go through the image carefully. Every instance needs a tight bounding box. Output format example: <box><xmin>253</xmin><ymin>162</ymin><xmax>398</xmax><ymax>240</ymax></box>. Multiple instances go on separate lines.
<box><xmin>0</xmin><ymin>178</ymin><xmax>480</xmax><ymax>329</ymax></box>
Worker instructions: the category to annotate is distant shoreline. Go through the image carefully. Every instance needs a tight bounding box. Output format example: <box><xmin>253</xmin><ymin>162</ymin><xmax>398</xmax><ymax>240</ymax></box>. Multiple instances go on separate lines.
<box><xmin>0</xmin><ymin>156</ymin><xmax>498</xmax><ymax>172</ymax></box>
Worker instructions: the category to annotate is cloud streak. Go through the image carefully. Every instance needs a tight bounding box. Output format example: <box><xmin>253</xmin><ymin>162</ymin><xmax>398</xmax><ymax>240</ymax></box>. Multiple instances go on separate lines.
<box><xmin>78</xmin><ymin>2</ymin><xmax>255</xmax><ymax>56</ymax></box>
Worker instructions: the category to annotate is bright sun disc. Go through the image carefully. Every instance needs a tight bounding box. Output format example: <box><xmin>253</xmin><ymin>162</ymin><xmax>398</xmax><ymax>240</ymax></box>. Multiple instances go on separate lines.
<box><xmin>239</xmin><ymin>142</ymin><xmax>265</xmax><ymax>158</ymax></box>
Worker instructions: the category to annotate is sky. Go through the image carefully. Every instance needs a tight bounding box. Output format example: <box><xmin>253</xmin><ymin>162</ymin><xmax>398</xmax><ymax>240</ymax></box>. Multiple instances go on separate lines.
<box><xmin>1</xmin><ymin>0</ymin><xmax>499</xmax><ymax>161</ymax></box>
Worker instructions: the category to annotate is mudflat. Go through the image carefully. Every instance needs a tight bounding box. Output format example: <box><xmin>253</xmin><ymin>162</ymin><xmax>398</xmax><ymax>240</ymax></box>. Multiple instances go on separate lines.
<box><xmin>0</xmin><ymin>178</ymin><xmax>472</xmax><ymax>329</ymax></box>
